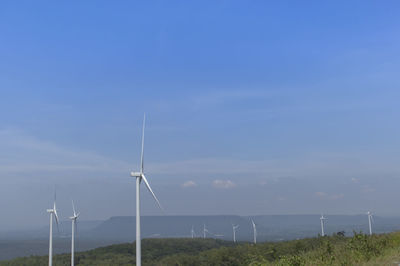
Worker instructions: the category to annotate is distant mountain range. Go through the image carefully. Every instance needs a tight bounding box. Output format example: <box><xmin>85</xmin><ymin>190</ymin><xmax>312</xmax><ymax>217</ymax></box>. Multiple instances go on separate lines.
<box><xmin>1</xmin><ymin>214</ymin><xmax>400</xmax><ymax>260</ymax></box>
<box><xmin>82</xmin><ymin>214</ymin><xmax>400</xmax><ymax>242</ymax></box>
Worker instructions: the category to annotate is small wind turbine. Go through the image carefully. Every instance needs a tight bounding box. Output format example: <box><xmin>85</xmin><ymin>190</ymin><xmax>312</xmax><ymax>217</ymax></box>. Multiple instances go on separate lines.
<box><xmin>70</xmin><ymin>200</ymin><xmax>80</xmax><ymax>266</ymax></box>
<box><xmin>367</xmin><ymin>211</ymin><xmax>373</xmax><ymax>235</ymax></box>
<box><xmin>191</xmin><ymin>225</ymin><xmax>195</xmax><ymax>239</ymax></box>
<box><xmin>232</xmin><ymin>224</ymin><xmax>239</xmax><ymax>243</ymax></box>
<box><xmin>251</xmin><ymin>219</ymin><xmax>257</xmax><ymax>244</ymax></box>
<box><xmin>47</xmin><ymin>192</ymin><xmax>59</xmax><ymax>266</ymax></box>
<box><xmin>203</xmin><ymin>224</ymin><xmax>208</xmax><ymax>239</ymax></box>
<box><xmin>320</xmin><ymin>214</ymin><xmax>327</xmax><ymax>237</ymax></box>
<box><xmin>130</xmin><ymin>114</ymin><xmax>163</xmax><ymax>266</ymax></box>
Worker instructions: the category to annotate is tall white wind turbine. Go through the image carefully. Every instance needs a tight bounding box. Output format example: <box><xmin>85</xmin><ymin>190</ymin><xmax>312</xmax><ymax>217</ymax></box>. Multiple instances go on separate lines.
<box><xmin>70</xmin><ymin>200</ymin><xmax>80</xmax><ymax>266</ymax></box>
<box><xmin>251</xmin><ymin>219</ymin><xmax>257</xmax><ymax>244</ymax></box>
<box><xmin>320</xmin><ymin>214</ymin><xmax>327</xmax><ymax>237</ymax></box>
<box><xmin>367</xmin><ymin>211</ymin><xmax>373</xmax><ymax>235</ymax></box>
<box><xmin>47</xmin><ymin>193</ymin><xmax>59</xmax><ymax>266</ymax></box>
<box><xmin>130</xmin><ymin>114</ymin><xmax>163</xmax><ymax>266</ymax></box>
<box><xmin>232</xmin><ymin>224</ymin><xmax>239</xmax><ymax>243</ymax></box>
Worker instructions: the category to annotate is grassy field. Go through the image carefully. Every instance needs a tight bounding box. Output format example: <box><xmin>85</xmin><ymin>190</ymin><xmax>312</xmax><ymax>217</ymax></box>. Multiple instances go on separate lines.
<box><xmin>2</xmin><ymin>231</ymin><xmax>400</xmax><ymax>265</ymax></box>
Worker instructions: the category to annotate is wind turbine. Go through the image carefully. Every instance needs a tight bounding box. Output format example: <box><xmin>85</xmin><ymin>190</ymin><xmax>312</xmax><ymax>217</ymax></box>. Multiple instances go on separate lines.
<box><xmin>191</xmin><ymin>225</ymin><xmax>195</xmax><ymax>239</ymax></box>
<box><xmin>232</xmin><ymin>224</ymin><xmax>239</xmax><ymax>243</ymax></box>
<box><xmin>203</xmin><ymin>224</ymin><xmax>208</xmax><ymax>239</ymax></box>
<box><xmin>70</xmin><ymin>200</ymin><xmax>80</xmax><ymax>266</ymax></box>
<box><xmin>320</xmin><ymin>214</ymin><xmax>327</xmax><ymax>237</ymax></box>
<box><xmin>46</xmin><ymin>192</ymin><xmax>59</xmax><ymax>266</ymax></box>
<box><xmin>130</xmin><ymin>114</ymin><xmax>163</xmax><ymax>266</ymax></box>
<box><xmin>251</xmin><ymin>219</ymin><xmax>257</xmax><ymax>244</ymax></box>
<box><xmin>367</xmin><ymin>211</ymin><xmax>373</xmax><ymax>235</ymax></box>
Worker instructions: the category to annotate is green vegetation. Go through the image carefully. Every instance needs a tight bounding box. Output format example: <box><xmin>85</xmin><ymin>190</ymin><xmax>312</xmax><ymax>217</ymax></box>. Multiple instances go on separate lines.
<box><xmin>2</xmin><ymin>232</ymin><xmax>400</xmax><ymax>265</ymax></box>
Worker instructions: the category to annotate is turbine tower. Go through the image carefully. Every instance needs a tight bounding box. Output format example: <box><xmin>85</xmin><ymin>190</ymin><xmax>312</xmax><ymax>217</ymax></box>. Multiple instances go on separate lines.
<box><xmin>70</xmin><ymin>200</ymin><xmax>80</xmax><ymax>266</ymax></box>
<box><xmin>47</xmin><ymin>193</ymin><xmax>59</xmax><ymax>266</ymax></box>
<box><xmin>367</xmin><ymin>211</ymin><xmax>373</xmax><ymax>235</ymax></box>
<box><xmin>191</xmin><ymin>225</ymin><xmax>195</xmax><ymax>239</ymax></box>
<box><xmin>130</xmin><ymin>114</ymin><xmax>163</xmax><ymax>266</ymax></box>
<box><xmin>232</xmin><ymin>224</ymin><xmax>239</xmax><ymax>243</ymax></box>
<box><xmin>251</xmin><ymin>219</ymin><xmax>257</xmax><ymax>244</ymax></box>
<box><xmin>320</xmin><ymin>214</ymin><xmax>327</xmax><ymax>237</ymax></box>
<box><xmin>203</xmin><ymin>224</ymin><xmax>208</xmax><ymax>239</ymax></box>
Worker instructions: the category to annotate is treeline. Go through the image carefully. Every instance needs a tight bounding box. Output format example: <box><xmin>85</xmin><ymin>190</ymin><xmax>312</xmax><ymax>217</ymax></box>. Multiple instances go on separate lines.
<box><xmin>1</xmin><ymin>232</ymin><xmax>400</xmax><ymax>265</ymax></box>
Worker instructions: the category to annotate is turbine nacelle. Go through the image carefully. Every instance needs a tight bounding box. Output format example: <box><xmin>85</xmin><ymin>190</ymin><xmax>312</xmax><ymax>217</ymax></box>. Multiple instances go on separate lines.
<box><xmin>131</xmin><ymin>171</ymin><xmax>142</xmax><ymax>178</ymax></box>
<box><xmin>69</xmin><ymin>214</ymin><xmax>80</xmax><ymax>220</ymax></box>
<box><xmin>70</xmin><ymin>200</ymin><xmax>80</xmax><ymax>220</ymax></box>
<box><xmin>47</xmin><ymin>206</ymin><xmax>59</xmax><ymax>225</ymax></box>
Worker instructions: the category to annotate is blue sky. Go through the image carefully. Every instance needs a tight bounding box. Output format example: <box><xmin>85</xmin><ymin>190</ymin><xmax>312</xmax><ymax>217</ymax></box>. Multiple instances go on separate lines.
<box><xmin>1</xmin><ymin>1</ymin><xmax>400</xmax><ymax>229</ymax></box>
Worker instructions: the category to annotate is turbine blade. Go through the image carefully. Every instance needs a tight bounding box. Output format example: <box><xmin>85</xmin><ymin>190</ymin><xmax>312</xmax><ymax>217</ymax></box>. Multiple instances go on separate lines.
<box><xmin>54</xmin><ymin>209</ymin><xmax>59</xmax><ymax>225</ymax></box>
<box><xmin>140</xmin><ymin>113</ymin><xmax>145</xmax><ymax>173</ymax></box>
<box><xmin>72</xmin><ymin>200</ymin><xmax>76</xmax><ymax>216</ymax></box>
<box><xmin>53</xmin><ymin>192</ymin><xmax>57</xmax><ymax>218</ymax></box>
<box><xmin>54</xmin><ymin>211</ymin><xmax>60</xmax><ymax>233</ymax></box>
<box><xmin>53</xmin><ymin>199</ymin><xmax>59</xmax><ymax>226</ymax></box>
<box><xmin>52</xmin><ymin>189</ymin><xmax>60</xmax><ymax>233</ymax></box>
<box><xmin>141</xmin><ymin>174</ymin><xmax>163</xmax><ymax>211</ymax></box>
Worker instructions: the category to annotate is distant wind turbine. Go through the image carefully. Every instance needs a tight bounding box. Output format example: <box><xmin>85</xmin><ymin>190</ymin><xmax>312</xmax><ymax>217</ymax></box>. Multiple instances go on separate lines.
<box><xmin>203</xmin><ymin>224</ymin><xmax>209</xmax><ymax>239</ymax></box>
<box><xmin>232</xmin><ymin>224</ymin><xmax>239</xmax><ymax>243</ymax></box>
<box><xmin>320</xmin><ymin>214</ymin><xmax>327</xmax><ymax>237</ymax></box>
<box><xmin>367</xmin><ymin>211</ymin><xmax>373</xmax><ymax>235</ymax></box>
<box><xmin>47</xmin><ymin>192</ymin><xmax>59</xmax><ymax>266</ymax></box>
<box><xmin>130</xmin><ymin>114</ymin><xmax>163</xmax><ymax>266</ymax></box>
<box><xmin>191</xmin><ymin>225</ymin><xmax>195</xmax><ymax>239</ymax></box>
<box><xmin>251</xmin><ymin>219</ymin><xmax>257</xmax><ymax>244</ymax></box>
<box><xmin>69</xmin><ymin>200</ymin><xmax>80</xmax><ymax>266</ymax></box>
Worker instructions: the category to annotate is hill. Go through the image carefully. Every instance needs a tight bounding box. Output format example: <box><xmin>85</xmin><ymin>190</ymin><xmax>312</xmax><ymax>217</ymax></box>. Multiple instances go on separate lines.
<box><xmin>84</xmin><ymin>214</ymin><xmax>400</xmax><ymax>241</ymax></box>
<box><xmin>3</xmin><ymin>231</ymin><xmax>400</xmax><ymax>265</ymax></box>
<box><xmin>3</xmin><ymin>214</ymin><xmax>400</xmax><ymax>261</ymax></box>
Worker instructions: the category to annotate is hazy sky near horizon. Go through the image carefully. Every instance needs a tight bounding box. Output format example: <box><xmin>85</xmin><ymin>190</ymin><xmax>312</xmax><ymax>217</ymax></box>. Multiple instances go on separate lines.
<box><xmin>1</xmin><ymin>1</ymin><xmax>400</xmax><ymax>229</ymax></box>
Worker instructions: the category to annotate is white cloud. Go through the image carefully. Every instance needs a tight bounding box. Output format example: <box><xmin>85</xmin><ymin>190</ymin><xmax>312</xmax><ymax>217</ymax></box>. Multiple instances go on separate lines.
<box><xmin>330</xmin><ymin>194</ymin><xmax>344</xmax><ymax>200</ymax></box>
<box><xmin>212</xmin><ymin>179</ymin><xmax>236</xmax><ymax>189</ymax></box>
<box><xmin>0</xmin><ymin>128</ymin><xmax>130</xmax><ymax>176</ymax></box>
<box><xmin>181</xmin><ymin>180</ymin><xmax>197</xmax><ymax>188</ymax></box>
<box><xmin>315</xmin><ymin>192</ymin><xmax>328</xmax><ymax>197</ymax></box>
<box><xmin>146</xmin><ymin>152</ymin><xmax>400</xmax><ymax>179</ymax></box>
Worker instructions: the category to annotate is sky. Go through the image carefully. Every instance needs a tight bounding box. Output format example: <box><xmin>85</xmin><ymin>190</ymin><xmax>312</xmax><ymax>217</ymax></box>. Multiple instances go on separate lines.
<box><xmin>1</xmin><ymin>1</ymin><xmax>400</xmax><ymax>229</ymax></box>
